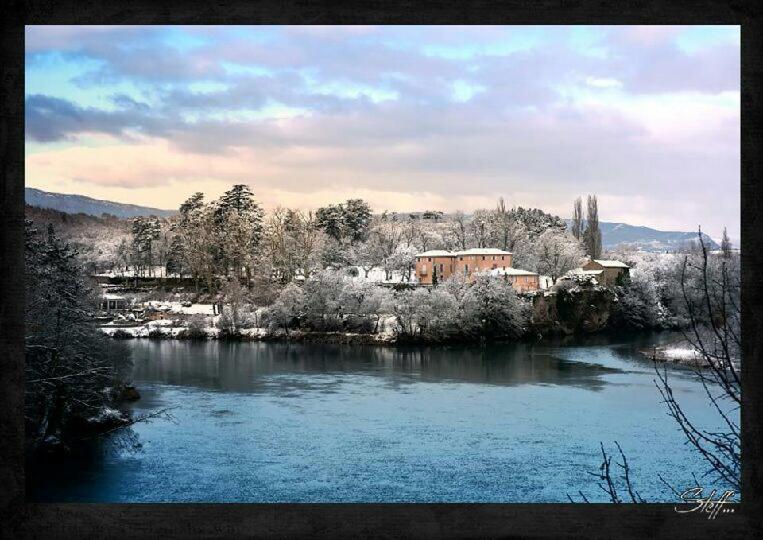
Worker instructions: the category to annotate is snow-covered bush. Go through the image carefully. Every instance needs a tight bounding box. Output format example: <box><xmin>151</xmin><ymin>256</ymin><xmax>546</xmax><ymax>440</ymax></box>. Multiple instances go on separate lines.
<box><xmin>263</xmin><ymin>282</ymin><xmax>306</xmax><ymax>333</ymax></box>
<box><xmin>392</xmin><ymin>275</ymin><xmax>529</xmax><ymax>341</ymax></box>
<box><xmin>608</xmin><ymin>250</ymin><xmax>684</xmax><ymax>330</ymax></box>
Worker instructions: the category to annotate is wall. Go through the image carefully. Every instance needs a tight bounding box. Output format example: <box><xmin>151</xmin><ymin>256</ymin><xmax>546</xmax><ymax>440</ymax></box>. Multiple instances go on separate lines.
<box><xmin>455</xmin><ymin>253</ymin><xmax>513</xmax><ymax>279</ymax></box>
<box><xmin>415</xmin><ymin>256</ymin><xmax>456</xmax><ymax>285</ymax></box>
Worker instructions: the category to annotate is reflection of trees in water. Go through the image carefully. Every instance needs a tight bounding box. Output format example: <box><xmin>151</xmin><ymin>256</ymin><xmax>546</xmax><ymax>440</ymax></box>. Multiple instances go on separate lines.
<box><xmin>128</xmin><ymin>340</ymin><xmax>625</xmax><ymax>394</ymax></box>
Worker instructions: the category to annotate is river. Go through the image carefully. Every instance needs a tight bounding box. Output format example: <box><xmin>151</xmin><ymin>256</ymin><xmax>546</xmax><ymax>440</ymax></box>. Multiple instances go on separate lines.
<box><xmin>28</xmin><ymin>332</ymin><xmax>736</xmax><ymax>502</ymax></box>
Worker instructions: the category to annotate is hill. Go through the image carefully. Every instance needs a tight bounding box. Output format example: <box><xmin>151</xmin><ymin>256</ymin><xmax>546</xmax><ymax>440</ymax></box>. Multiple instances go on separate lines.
<box><xmin>565</xmin><ymin>219</ymin><xmax>720</xmax><ymax>252</ymax></box>
<box><xmin>25</xmin><ymin>187</ymin><xmax>175</xmax><ymax>218</ymax></box>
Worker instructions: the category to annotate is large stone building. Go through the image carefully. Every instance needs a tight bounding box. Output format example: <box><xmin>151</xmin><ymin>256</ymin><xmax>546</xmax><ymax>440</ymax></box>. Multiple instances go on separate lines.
<box><xmin>414</xmin><ymin>250</ymin><xmax>458</xmax><ymax>284</ymax></box>
<box><xmin>581</xmin><ymin>259</ymin><xmax>630</xmax><ymax>287</ymax></box>
<box><xmin>453</xmin><ymin>248</ymin><xmax>513</xmax><ymax>277</ymax></box>
<box><xmin>415</xmin><ymin>248</ymin><xmax>539</xmax><ymax>292</ymax></box>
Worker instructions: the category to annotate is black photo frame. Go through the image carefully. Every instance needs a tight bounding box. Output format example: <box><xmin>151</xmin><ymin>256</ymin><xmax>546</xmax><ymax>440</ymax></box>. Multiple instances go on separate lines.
<box><xmin>2</xmin><ymin>2</ymin><xmax>760</xmax><ymax>537</ymax></box>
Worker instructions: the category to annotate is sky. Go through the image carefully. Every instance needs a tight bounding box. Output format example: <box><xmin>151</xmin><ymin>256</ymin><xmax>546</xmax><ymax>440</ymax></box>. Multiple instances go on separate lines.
<box><xmin>25</xmin><ymin>25</ymin><xmax>740</xmax><ymax>240</ymax></box>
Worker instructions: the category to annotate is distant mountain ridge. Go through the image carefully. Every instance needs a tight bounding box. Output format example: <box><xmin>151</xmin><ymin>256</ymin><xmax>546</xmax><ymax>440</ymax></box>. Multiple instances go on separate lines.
<box><xmin>25</xmin><ymin>187</ymin><xmax>176</xmax><ymax>218</ymax></box>
<box><xmin>564</xmin><ymin>219</ymin><xmax>720</xmax><ymax>252</ymax></box>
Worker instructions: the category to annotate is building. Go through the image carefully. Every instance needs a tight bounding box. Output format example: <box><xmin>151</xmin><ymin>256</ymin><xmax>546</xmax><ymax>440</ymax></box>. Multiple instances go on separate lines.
<box><xmin>414</xmin><ymin>250</ymin><xmax>458</xmax><ymax>284</ymax></box>
<box><xmin>454</xmin><ymin>248</ymin><xmax>513</xmax><ymax>277</ymax></box>
<box><xmin>415</xmin><ymin>247</ymin><xmax>539</xmax><ymax>292</ymax></box>
<box><xmin>487</xmin><ymin>267</ymin><xmax>541</xmax><ymax>293</ymax></box>
<box><xmin>100</xmin><ymin>293</ymin><xmax>128</xmax><ymax>311</ymax></box>
<box><xmin>581</xmin><ymin>259</ymin><xmax>630</xmax><ymax>287</ymax></box>
<box><xmin>415</xmin><ymin>248</ymin><xmax>513</xmax><ymax>285</ymax></box>
<box><xmin>559</xmin><ymin>268</ymin><xmax>605</xmax><ymax>286</ymax></box>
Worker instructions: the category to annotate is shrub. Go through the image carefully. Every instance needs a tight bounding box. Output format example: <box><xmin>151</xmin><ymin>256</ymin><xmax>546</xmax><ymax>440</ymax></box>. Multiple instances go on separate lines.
<box><xmin>175</xmin><ymin>315</ymin><xmax>207</xmax><ymax>340</ymax></box>
<box><xmin>111</xmin><ymin>329</ymin><xmax>134</xmax><ymax>340</ymax></box>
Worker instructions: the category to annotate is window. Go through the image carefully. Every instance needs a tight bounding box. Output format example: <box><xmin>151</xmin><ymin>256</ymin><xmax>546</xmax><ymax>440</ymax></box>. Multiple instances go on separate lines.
<box><xmin>459</xmin><ymin>257</ymin><xmax>463</xmax><ymax>261</ymax></box>
<box><xmin>439</xmin><ymin>263</ymin><xmax>443</xmax><ymax>272</ymax></box>
<box><xmin>464</xmin><ymin>265</ymin><xmax>469</xmax><ymax>274</ymax></box>
<box><xmin>428</xmin><ymin>257</ymin><xmax>432</xmax><ymax>262</ymax></box>
<box><xmin>501</xmin><ymin>256</ymin><xmax>504</xmax><ymax>260</ymax></box>
<box><xmin>482</xmin><ymin>256</ymin><xmax>486</xmax><ymax>260</ymax></box>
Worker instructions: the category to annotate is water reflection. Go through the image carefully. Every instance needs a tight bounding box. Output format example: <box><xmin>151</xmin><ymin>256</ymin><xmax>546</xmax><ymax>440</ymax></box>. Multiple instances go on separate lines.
<box><xmin>130</xmin><ymin>341</ymin><xmax>625</xmax><ymax>394</ymax></box>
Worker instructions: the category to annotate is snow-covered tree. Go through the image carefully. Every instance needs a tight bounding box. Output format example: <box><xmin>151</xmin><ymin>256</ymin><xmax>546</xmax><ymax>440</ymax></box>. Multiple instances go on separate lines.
<box><xmin>213</xmin><ymin>184</ymin><xmax>264</xmax><ymax>283</ymax></box>
<box><xmin>316</xmin><ymin>199</ymin><xmax>372</xmax><ymax>245</ymax></box>
<box><xmin>176</xmin><ymin>193</ymin><xmax>215</xmax><ymax>291</ymax></box>
<box><xmin>343</xmin><ymin>199</ymin><xmax>373</xmax><ymax>244</ymax></box>
<box><xmin>459</xmin><ymin>275</ymin><xmax>529</xmax><ymax>339</ymax></box>
<box><xmin>488</xmin><ymin>197</ymin><xmax>526</xmax><ymax>251</ymax></box>
<box><xmin>468</xmin><ymin>209</ymin><xmax>490</xmax><ymax>248</ymax></box>
<box><xmin>446</xmin><ymin>211</ymin><xmax>469</xmax><ymax>251</ymax></box>
<box><xmin>353</xmin><ymin>236</ymin><xmax>386</xmax><ymax>278</ymax></box>
<box><xmin>25</xmin><ymin>221</ymin><xmax>131</xmax><ymax>452</ymax></box>
<box><xmin>130</xmin><ymin>215</ymin><xmax>161</xmax><ymax>278</ymax></box>
<box><xmin>571</xmin><ymin>197</ymin><xmax>584</xmax><ymax>240</ymax></box>
<box><xmin>583</xmin><ymin>194</ymin><xmax>602</xmax><ymax>259</ymax></box>
<box><xmin>265</xmin><ymin>282</ymin><xmax>306</xmax><ymax>333</ymax></box>
<box><xmin>338</xmin><ymin>279</ymin><xmax>392</xmax><ymax>332</ymax></box>
<box><xmin>383</xmin><ymin>244</ymin><xmax>418</xmax><ymax>282</ymax></box>
<box><xmin>721</xmin><ymin>227</ymin><xmax>732</xmax><ymax>259</ymax></box>
<box><xmin>530</xmin><ymin>229</ymin><xmax>585</xmax><ymax>282</ymax></box>
<box><xmin>301</xmin><ymin>268</ymin><xmax>348</xmax><ymax>330</ymax></box>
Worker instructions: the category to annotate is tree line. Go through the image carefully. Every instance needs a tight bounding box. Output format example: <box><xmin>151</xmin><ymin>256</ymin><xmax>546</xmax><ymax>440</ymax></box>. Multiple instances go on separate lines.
<box><xmin>117</xmin><ymin>185</ymin><xmax>605</xmax><ymax>297</ymax></box>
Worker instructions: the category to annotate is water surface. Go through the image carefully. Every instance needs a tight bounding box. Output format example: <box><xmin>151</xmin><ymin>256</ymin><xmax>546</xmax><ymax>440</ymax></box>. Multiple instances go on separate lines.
<box><xmin>29</xmin><ymin>333</ymin><xmax>734</xmax><ymax>502</ymax></box>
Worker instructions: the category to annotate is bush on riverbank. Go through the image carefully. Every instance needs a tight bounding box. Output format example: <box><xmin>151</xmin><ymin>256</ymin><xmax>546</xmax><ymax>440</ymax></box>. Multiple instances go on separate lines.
<box><xmin>177</xmin><ymin>315</ymin><xmax>209</xmax><ymax>340</ymax></box>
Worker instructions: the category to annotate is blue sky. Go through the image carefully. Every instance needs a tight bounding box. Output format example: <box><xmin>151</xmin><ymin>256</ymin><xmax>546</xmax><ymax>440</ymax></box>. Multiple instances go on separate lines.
<box><xmin>25</xmin><ymin>25</ymin><xmax>740</xmax><ymax>239</ymax></box>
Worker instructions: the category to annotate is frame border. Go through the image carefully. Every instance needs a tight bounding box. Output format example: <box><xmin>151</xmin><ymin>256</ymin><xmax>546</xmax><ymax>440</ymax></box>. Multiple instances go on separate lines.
<box><xmin>2</xmin><ymin>1</ymin><xmax>760</xmax><ymax>537</ymax></box>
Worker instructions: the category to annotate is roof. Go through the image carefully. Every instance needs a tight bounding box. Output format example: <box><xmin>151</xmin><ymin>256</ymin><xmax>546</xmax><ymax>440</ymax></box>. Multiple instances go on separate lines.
<box><xmin>103</xmin><ymin>293</ymin><xmax>127</xmax><ymax>300</ymax></box>
<box><xmin>454</xmin><ymin>248</ymin><xmax>513</xmax><ymax>256</ymax></box>
<box><xmin>592</xmin><ymin>259</ymin><xmax>630</xmax><ymax>269</ymax></box>
<box><xmin>568</xmin><ymin>268</ymin><xmax>604</xmax><ymax>276</ymax></box>
<box><xmin>488</xmin><ymin>267</ymin><xmax>538</xmax><ymax>277</ymax></box>
<box><xmin>416</xmin><ymin>250</ymin><xmax>454</xmax><ymax>257</ymax></box>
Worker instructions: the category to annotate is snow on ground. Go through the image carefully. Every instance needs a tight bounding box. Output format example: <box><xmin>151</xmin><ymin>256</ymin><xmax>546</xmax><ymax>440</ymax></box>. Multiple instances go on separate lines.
<box><xmin>143</xmin><ymin>301</ymin><xmax>216</xmax><ymax>315</ymax></box>
<box><xmin>95</xmin><ymin>266</ymin><xmax>180</xmax><ymax>278</ymax></box>
<box><xmin>661</xmin><ymin>347</ymin><xmax>700</xmax><ymax>361</ymax></box>
<box><xmin>100</xmin><ymin>325</ymin><xmax>221</xmax><ymax>338</ymax></box>
<box><xmin>644</xmin><ymin>343</ymin><xmax>740</xmax><ymax>370</ymax></box>
<box><xmin>349</xmin><ymin>266</ymin><xmax>416</xmax><ymax>284</ymax></box>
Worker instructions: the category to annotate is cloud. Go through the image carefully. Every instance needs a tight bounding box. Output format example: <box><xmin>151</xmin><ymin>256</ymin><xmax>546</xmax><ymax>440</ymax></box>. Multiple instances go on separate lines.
<box><xmin>24</xmin><ymin>25</ymin><xmax>740</xmax><ymax>238</ymax></box>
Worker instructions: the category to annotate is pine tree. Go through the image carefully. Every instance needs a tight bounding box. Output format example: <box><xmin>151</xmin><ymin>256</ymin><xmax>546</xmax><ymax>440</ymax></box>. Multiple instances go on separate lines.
<box><xmin>316</xmin><ymin>204</ymin><xmax>346</xmax><ymax>241</ymax></box>
<box><xmin>213</xmin><ymin>185</ymin><xmax>264</xmax><ymax>282</ymax></box>
<box><xmin>316</xmin><ymin>199</ymin><xmax>372</xmax><ymax>244</ymax></box>
<box><xmin>342</xmin><ymin>199</ymin><xmax>373</xmax><ymax>244</ymax></box>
